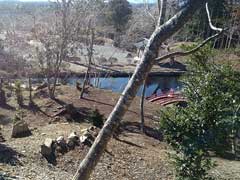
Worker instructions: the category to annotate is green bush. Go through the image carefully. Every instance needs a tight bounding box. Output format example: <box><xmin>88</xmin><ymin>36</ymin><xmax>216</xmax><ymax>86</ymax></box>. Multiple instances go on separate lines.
<box><xmin>159</xmin><ymin>44</ymin><xmax>240</xmax><ymax>179</ymax></box>
<box><xmin>89</xmin><ymin>109</ymin><xmax>104</xmax><ymax>128</ymax></box>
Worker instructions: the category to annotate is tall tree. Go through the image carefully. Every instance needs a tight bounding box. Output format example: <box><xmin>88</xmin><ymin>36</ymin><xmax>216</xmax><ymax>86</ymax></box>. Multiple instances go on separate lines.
<box><xmin>72</xmin><ymin>1</ymin><xmax>218</xmax><ymax>180</ymax></box>
<box><xmin>107</xmin><ymin>0</ymin><xmax>132</xmax><ymax>32</ymax></box>
<box><xmin>106</xmin><ymin>0</ymin><xmax>132</xmax><ymax>46</ymax></box>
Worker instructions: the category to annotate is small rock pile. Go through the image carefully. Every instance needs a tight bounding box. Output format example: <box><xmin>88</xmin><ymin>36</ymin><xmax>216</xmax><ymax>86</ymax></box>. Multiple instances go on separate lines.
<box><xmin>40</xmin><ymin>126</ymin><xmax>100</xmax><ymax>162</ymax></box>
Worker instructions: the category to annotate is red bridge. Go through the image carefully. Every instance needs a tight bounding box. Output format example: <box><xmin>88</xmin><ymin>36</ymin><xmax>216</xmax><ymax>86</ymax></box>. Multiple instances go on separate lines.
<box><xmin>146</xmin><ymin>91</ymin><xmax>187</xmax><ymax>106</ymax></box>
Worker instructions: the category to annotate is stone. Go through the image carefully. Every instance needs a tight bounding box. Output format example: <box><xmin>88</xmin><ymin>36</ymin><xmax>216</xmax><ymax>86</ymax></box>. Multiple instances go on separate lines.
<box><xmin>56</xmin><ymin>136</ymin><xmax>65</xmax><ymax>144</ymax></box>
<box><xmin>82</xmin><ymin>130</ymin><xmax>93</xmax><ymax>138</ymax></box>
<box><xmin>67</xmin><ymin>132</ymin><xmax>79</xmax><ymax>148</ymax></box>
<box><xmin>40</xmin><ymin>138</ymin><xmax>55</xmax><ymax>158</ymax></box>
<box><xmin>88</xmin><ymin>126</ymin><xmax>95</xmax><ymax>131</ymax></box>
<box><xmin>11</xmin><ymin>121</ymin><xmax>31</xmax><ymax>138</ymax></box>
<box><xmin>80</xmin><ymin>129</ymin><xmax>95</xmax><ymax>146</ymax></box>
<box><xmin>56</xmin><ymin>136</ymin><xmax>67</xmax><ymax>154</ymax></box>
<box><xmin>80</xmin><ymin>135</ymin><xmax>92</xmax><ymax>146</ymax></box>
<box><xmin>87</xmin><ymin>126</ymin><xmax>100</xmax><ymax>137</ymax></box>
<box><xmin>57</xmin><ymin>106</ymin><xmax>63</xmax><ymax>110</ymax></box>
<box><xmin>68</xmin><ymin>132</ymin><xmax>79</xmax><ymax>141</ymax></box>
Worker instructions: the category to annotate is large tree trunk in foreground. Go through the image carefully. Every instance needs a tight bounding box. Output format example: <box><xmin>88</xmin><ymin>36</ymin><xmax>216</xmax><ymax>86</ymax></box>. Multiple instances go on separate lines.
<box><xmin>73</xmin><ymin>1</ymin><xmax>208</xmax><ymax>179</ymax></box>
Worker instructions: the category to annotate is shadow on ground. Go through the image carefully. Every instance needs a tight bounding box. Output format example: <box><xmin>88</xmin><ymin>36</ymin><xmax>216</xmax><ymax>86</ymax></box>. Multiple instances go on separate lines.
<box><xmin>0</xmin><ymin>143</ymin><xmax>23</xmax><ymax>166</ymax></box>
<box><xmin>119</xmin><ymin>121</ymin><xmax>163</xmax><ymax>141</ymax></box>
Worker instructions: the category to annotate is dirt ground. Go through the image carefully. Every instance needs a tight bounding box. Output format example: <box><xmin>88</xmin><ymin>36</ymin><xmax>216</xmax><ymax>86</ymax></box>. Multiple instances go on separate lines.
<box><xmin>0</xmin><ymin>86</ymin><xmax>240</xmax><ymax>180</ymax></box>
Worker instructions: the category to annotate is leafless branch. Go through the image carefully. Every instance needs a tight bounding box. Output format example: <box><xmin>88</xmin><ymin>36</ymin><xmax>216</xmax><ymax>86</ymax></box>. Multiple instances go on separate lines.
<box><xmin>155</xmin><ymin>2</ymin><xmax>223</xmax><ymax>63</ymax></box>
<box><xmin>144</xmin><ymin>0</ymin><xmax>157</xmax><ymax>25</ymax></box>
<box><xmin>157</xmin><ymin>0</ymin><xmax>166</xmax><ymax>26</ymax></box>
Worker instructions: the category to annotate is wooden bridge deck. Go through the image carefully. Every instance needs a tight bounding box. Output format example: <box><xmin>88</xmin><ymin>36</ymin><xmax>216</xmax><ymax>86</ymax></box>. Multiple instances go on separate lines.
<box><xmin>146</xmin><ymin>92</ymin><xmax>187</xmax><ymax>106</ymax></box>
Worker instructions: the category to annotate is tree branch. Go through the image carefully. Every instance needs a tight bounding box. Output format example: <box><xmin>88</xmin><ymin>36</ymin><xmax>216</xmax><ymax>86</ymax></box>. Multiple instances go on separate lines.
<box><xmin>144</xmin><ymin>0</ymin><xmax>157</xmax><ymax>25</ymax></box>
<box><xmin>157</xmin><ymin>0</ymin><xmax>167</xmax><ymax>27</ymax></box>
<box><xmin>155</xmin><ymin>2</ymin><xmax>223</xmax><ymax>63</ymax></box>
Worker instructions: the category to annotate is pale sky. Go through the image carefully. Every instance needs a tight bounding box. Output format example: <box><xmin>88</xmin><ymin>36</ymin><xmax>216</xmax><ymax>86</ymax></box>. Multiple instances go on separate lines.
<box><xmin>18</xmin><ymin>0</ymin><xmax>156</xmax><ymax>3</ymax></box>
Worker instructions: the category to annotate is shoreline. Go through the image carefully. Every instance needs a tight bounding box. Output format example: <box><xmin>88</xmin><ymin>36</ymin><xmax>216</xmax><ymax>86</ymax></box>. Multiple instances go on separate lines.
<box><xmin>31</xmin><ymin>70</ymin><xmax>185</xmax><ymax>79</ymax></box>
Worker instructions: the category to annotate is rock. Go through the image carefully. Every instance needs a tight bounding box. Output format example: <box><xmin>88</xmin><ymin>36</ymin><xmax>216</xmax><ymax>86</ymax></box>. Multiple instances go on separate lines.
<box><xmin>40</xmin><ymin>138</ymin><xmax>55</xmax><ymax>158</ymax></box>
<box><xmin>67</xmin><ymin>132</ymin><xmax>79</xmax><ymax>148</ymax></box>
<box><xmin>11</xmin><ymin>121</ymin><xmax>31</xmax><ymax>138</ymax></box>
<box><xmin>80</xmin><ymin>130</ymin><xmax>95</xmax><ymax>146</ymax></box>
<box><xmin>80</xmin><ymin>135</ymin><xmax>92</xmax><ymax>146</ymax></box>
<box><xmin>80</xmin><ymin>135</ymin><xmax>88</xmax><ymax>143</ymax></box>
<box><xmin>57</xmin><ymin>106</ymin><xmax>63</xmax><ymax>110</ymax></box>
<box><xmin>68</xmin><ymin>132</ymin><xmax>79</xmax><ymax>141</ymax></box>
<box><xmin>56</xmin><ymin>136</ymin><xmax>67</xmax><ymax>154</ymax></box>
<box><xmin>88</xmin><ymin>126</ymin><xmax>95</xmax><ymax>131</ymax></box>
<box><xmin>56</xmin><ymin>136</ymin><xmax>65</xmax><ymax>144</ymax></box>
<box><xmin>87</xmin><ymin>126</ymin><xmax>100</xmax><ymax>137</ymax></box>
<box><xmin>82</xmin><ymin>130</ymin><xmax>93</xmax><ymax>138</ymax></box>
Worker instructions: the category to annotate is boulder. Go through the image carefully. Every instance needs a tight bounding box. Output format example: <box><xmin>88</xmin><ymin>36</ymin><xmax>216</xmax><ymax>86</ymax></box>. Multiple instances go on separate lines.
<box><xmin>40</xmin><ymin>138</ymin><xmax>55</xmax><ymax>158</ymax></box>
<box><xmin>80</xmin><ymin>135</ymin><xmax>89</xmax><ymax>144</ymax></box>
<box><xmin>67</xmin><ymin>132</ymin><xmax>79</xmax><ymax>148</ymax></box>
<box><xmin>80</xmin><ymin>129</ymin><xmax>95</xmax><ymax>146</ymax></box>
<box><xmin>56</xmin><ymin>136</ymin><xmax>65</xmax><ymax>144</ymax></box>
<box><xmin>11</xmin><ymin>121</ymin><xmax>31</xmax><ymax>138</ymax></box>
<box><xmin>88</xmin><ymin>126</ymin><xmax>100</xmax><ymax>137</ymax></box>
<box><xmin>56</xmin><ymin>136</ymin><xmax>67</xmax><ymax>153</ymax></box>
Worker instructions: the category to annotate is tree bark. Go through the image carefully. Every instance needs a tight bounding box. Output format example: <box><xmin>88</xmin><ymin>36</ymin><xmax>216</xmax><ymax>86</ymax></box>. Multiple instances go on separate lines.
<box><xmin>28</xmin><ymin>77</ymin><xmax>34</xmax><ymax>107</ymax></box>
<box><xmin>0</xmin><ymin>79</ymin><xmax>6</xmax><ymax>106</ymax></box>
<box><xmin>72</xmin><ymin>1</ymin><xmax>208</xmax><ymax>180</ymax></box>
<box><xmin>80</xmin><ymin>22</ymin><xmax>95</xmax><ymax>99</ymax></box>
<box><xmin>140</xmin><ymin>81</ymin><xmax>146</xmax><ymax>133</ymax></box>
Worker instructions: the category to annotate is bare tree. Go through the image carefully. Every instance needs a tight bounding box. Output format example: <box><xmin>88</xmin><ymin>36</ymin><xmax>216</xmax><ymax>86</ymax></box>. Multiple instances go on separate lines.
<box><xmin>140</xmin><ymin>79</ymin><xmax>146</xmax><ymax>133</ymax></box>
<box><xmin>72</xmin><ymin>1</ymin><xmax>225</xmax><ymax>180</ymax></box>
<box><xmin>35</xmin><ymin>0</ymin><xmax>75</xmax><ymax>99</ymax></box>
<box><xmin>80</xmin><ymin>20</ymin><xmax>95</xmax><ymax>99</ymax></box>
<box><xmin>0</xmin><ymin>78</ymin><xmax>6</xmax><ymax>106</ymax></box>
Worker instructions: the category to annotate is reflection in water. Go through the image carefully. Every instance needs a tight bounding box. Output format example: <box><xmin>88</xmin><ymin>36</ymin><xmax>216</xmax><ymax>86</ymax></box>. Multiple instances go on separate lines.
<box><xmin>67</xmin><ymin>76</ymin><xmax>182</xmax><ymax>97</ymax></box>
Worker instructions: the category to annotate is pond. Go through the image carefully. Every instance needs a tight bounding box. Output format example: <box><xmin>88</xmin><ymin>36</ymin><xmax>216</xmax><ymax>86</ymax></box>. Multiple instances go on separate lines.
<box><xmin>67</xmin><ymin>76</ymin><xmax>182</xmax><ymax>97</ymax></box>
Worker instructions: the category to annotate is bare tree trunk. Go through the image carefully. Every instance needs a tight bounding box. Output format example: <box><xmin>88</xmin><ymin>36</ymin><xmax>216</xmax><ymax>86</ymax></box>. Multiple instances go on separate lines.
<box><xmin>72</xmin><ymin>1</ymin><xmax>208</xmax><ymax>179</ymax></box>
<box><xmin>80</xmin><ymin>61</ymin><xmax>91</xmax><ymax>98</ymax></box>
<box><xmin>140</xmin><ymin>81</ymin><xmax>146</xmax><ymax>133</ymax></box>
<box><xmin>28</xmin><ymin>77</ymin><xmax>34</xmax><ymax>107</ymax></box>
<box><xmin>80</xmin><ymin>22</ymin><xmax>95</xmax><ymax>99</ymax></box>
<box><xmin>0</xmin><ymin>79</ymin><xmax>6</xmax><ymax>106</ymax></box>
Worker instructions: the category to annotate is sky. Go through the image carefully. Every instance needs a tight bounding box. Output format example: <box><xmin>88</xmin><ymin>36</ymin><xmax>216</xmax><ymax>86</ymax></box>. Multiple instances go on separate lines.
<box><xmin>18</xmin><ymin>0</ymin><xmax>156</xmax><ymax>3</ymax></box>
